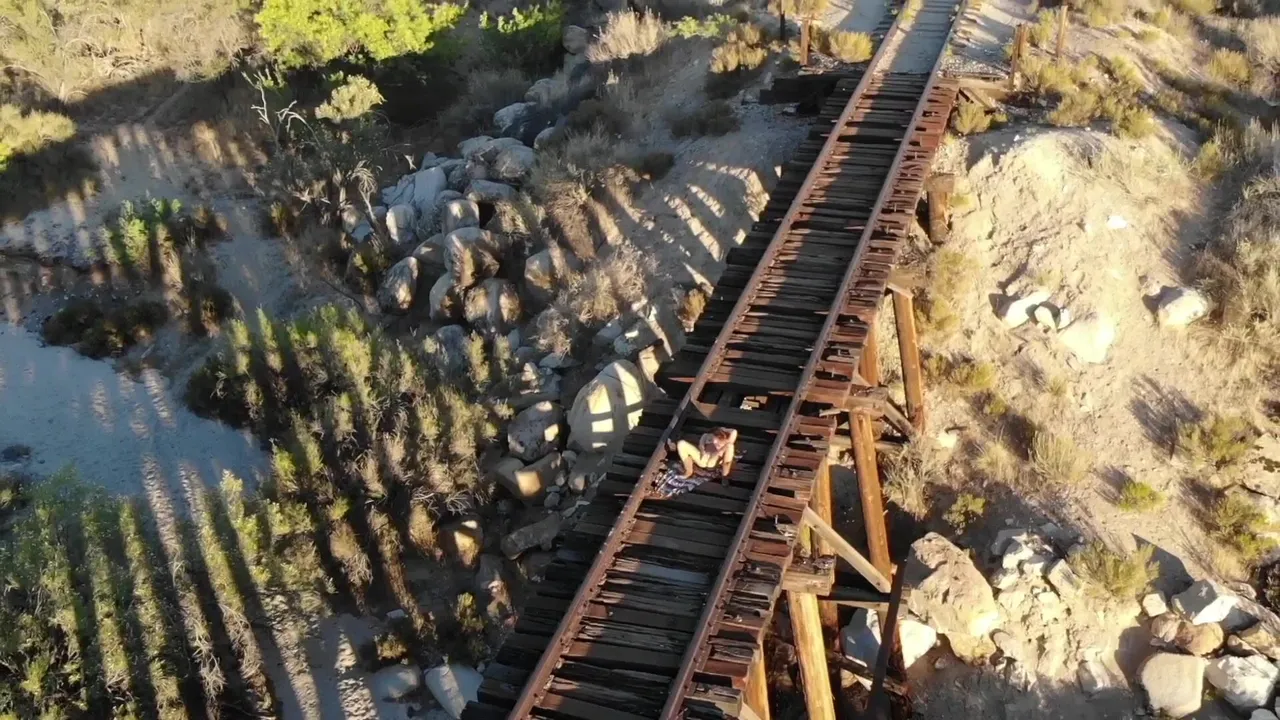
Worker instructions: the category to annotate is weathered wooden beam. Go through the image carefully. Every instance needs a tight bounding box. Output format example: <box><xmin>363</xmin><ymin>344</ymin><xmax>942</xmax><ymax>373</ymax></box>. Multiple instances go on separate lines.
<box><xmin>811</xmin><ymin>459</ymin><xmax>839</xmax><ymax>630</ymax></box>
<box><xmin>802</xmin><ymin>506</ymin><xmax>892</xmax><ymax>594</ymax></box>
<box><xmin>746</xmin><ymin>651</ymin><xmax>770</xmax><ymax>720</ymax></box>
<box><xmin>891</xmin><ymin>289</ymin><xmax>926</xmax><ymax>433</ymax></box>
<box><xmin>860</xmin><ymin>316</ymin><xmax>880</xmax><ymax>387</ymax></box>
<box><xmin>782</xmin><ymin>559</ymin><xmax>837</xmax><ymax>594</ymax></box>
<box><xmin>851</xmin><ymin>412</ymin><xmax>893</xmax><ymax>579</ymax></box>
<box><xmin>787</xmin><ymin>591</ymin><xmax>836</xmax><ymax>720</ymax></box>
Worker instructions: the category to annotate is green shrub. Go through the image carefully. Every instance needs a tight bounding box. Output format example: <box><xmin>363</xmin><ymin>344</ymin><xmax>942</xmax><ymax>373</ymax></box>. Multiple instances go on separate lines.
<box><xmin>0</xmin><ymin>105</ymin><xmax>76</xmax><ymax>174</ymax></box>
<box><xmin>917</xmin><ymin>249</ymin><xmax>977</xmax><ymax>338</ymax></box>
<box><xmin>316</xmin><ymin>74</ymin><xmax>384</xmax><ymax>123</ymax></box>
<box><xmin>1029</xmin><ymin>9</ymin><xmax>1060</xmax><ymax>48</ymax></box>
<box><xmin>1048</xmin><ymin>89</ymin><xmax>1101</xmax><ymax>126</ymax></box>
<box><xmin>672</xmin><ymin>14</ymin><xmax>737</xmax><ymax>38</ymax></box>
<box><xmin>1031</xmin><ymin>429</ymin><xmax>1091</xmax><ymax>485</ymax></box>
<box><xmin>0</xmin><ymin>104</ymin><xmax>94</xmax><ymax>223</ymax></box>
<box><xmin>670</xmin><ymin>100</ymin><xmax>741</xmax><ymax>137</ymax></box>
<box><xmin>1076</xmin><ymin>0</ymin><xmax>1128</xmax><ymax>27</ymax></box>
<box><xmin>1113</xmin><ymin>105</ymin><xmax>1156</xmax><ymax>138</ymax></box>
<box><xmin>1209</xmin><ymin>49</ymin><xmax>1252</xmax><ymax>87</ymax></box>
<box><xmin>820</xmin><ymin>30</ymin><xmax>874</xmax><ymax>63</ymax></box>
<box><xmin>1117</xmin><ymin>479</ymin><xmax>1165</xmax><ymax>511</ymax></box>
<box><xmin>480</xmin><ymin>1</ymin><xmax>566</xmax><ymax>75</ymax></box>
<box><xmin>1178</xmin><ymin>414</ymin><xmax>1255</xmax><ymax>468</ymax></box>
<box><xmin>708</xmin><ymin>23</ymin><xmax>770</xmax><ymax>97</ymax></box>
<box><xmin>43</xmin><ymin>297</ymin><xmax>169</xmax><ymax>358</ymax></box>
<box><xmin>256</xmin><ymin>0</ymin><xmax>465</xmax><ymax>67</ymax></box>
<box><xmin>952</xmin><ymin>100</ymin><xmax>994</xmax><ymax>135</ymax></box>
<box><xmin>1211</xmin><ymin>494</ymin><xmax>1278</xmax><ymax>561</ymax></box>
<box><xmin>944</xmin><ymin>492</ymin><xmax>986</xmax><ymax>531</ymax></box>
<box><xmin>1070</xmin><ymin>542</ymin><xmax>1159</xmax><ymax>598</ymax></box>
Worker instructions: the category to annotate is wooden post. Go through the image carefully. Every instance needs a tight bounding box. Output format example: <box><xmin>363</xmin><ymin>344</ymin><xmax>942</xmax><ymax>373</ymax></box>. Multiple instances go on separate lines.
<box><xmin>860</xmin><ymin>317</ymin><xmax>880</xmax><ymax>387</ymax></box>
<box><xmin>1056</xmin><ymin>5</ymin><xmax>1068</xmax><ymax>60</ymax></box>
<box><xmin>800</xmin><ymin>17</ymin><xmax>811</xmax><ymax>67</ymax></box>
<box><xmin>811</xmin><ymin>461</ymin><xmax>839</xmax><ymax>631</ymax></box>
<box><xmin>1010</xmin><ymin>25</ymin><xmax>1028</xmax><ymax>91</ymax></box>
<box><xmin>779</xmin><ymin>9</ymin><xmax>787</xmax><ymax>44</ymax></box>
<box><xmin>851</xmin><ymin>412</ymin><xmax>892</xmax><ymax>579</ymax></box>
<box><xmin>746</xmin><ymin>650</ymin><xmax>771</xmax><ymax>720</ymax></box>
<box><xmin>788</xmin><ymin>591</ymin><xmax>837</xmax><ymax>720</ymax></box>
<box><xmin>891</xmin><ymin>289</ymin><xmax>926</xmax><ymax>434</ymax></box>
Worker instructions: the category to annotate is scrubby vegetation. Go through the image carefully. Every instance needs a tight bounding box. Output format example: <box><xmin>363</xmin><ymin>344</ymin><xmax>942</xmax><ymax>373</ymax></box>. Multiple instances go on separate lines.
<box><xmin>670</xmin><ymin>101</ymin><xmax>742</xmax><ymax>137</ymax></box>
<box><xmin>1210</xmin><ymin>494</ymin><xmax>1277</xmax><ymax>561</ymax></box>
<box><xmin>944</xmin><ymin>493</ymin><xmax>986</xmax><ymax>531</ymax></box>
<box><xmin>816</xmin><ymin>29</ymin><xmax>874</xmax><ymax>63</ymax></box>
<box><xmin>0</xmin><ymin>104</ymin><xmax>93</xmax><ymax>222</ymax></box>
<box><xmin>256</xmin><ymin>0</ymin><xmax>464</xmax><ymax>67</ymax></box>
<box><xmin>1031</xmin><ymin>428</ymin><xmax>1091</xmax><ymax>486</ymax></box>
<box><xmin>951</xmin><ymin>100</ymin><xmax>1005</xmax><ymax>135</ymax></box>
<box><xmin>1070</xmin><ymin>541</ymin><xmax>1159</xmax><ymax>598</ymax></box>
<box><xmin>1177</xmin><ymin>414</ymin><xmax>1255</xmax><ymax>468</ymax></box>
<box><xmin>42</xmin><ymin>298</ymin><xmax>168</xmax><ymax>358</ymax></box>
<box><xmin>916</xmin><ymin>249</ymin><xmax>976</xmax><ymax>338</ymax></box>
<box><xmin>1117</xmin><ymin>479</ymin><xmax>1165</xmax><ymax>511</ymax></box>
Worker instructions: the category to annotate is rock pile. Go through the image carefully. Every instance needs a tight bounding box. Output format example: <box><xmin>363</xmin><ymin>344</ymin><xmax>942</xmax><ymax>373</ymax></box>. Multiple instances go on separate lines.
<box><xmin>993</xmin><ymin>286</ymin><xmax>1116</xmax><ymax>364</ymax></box>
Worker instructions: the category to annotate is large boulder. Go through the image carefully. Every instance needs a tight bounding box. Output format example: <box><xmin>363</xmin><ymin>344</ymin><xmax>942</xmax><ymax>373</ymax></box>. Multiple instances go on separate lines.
<box><xmin>378</xmin><ymin>257</ymin><xmax>419</xmax><ymax>313</ymax></box>
<box><xmin>903</xmin><ymin>533</ymin><xmax>1000</xmax><ymax>652</ymax></box>
<box><xmin>412</xmin><ymin>233</ymin><xmax>447</xmax><ymax>276</ymax></box>
<box><xmin>493</xmin><ymin>101</ymin><xmax>536</xmax><ymax>138</ymax></box>
<box><xmin>409</xmin><ymin>166</ymin><xmax>448</xmax><ymax>217</ymax></box>
<box><xmin>468</xmin><ymin>136</ymin><xmax>523</xmax><ymax>164</ymax></box>
<box><xmin>563</xmin><ymin>24</ymin><xmax>590</xmax><ymax>54</ymax></box>
<box><xmin>444</xmin><ymin>228</ymin><xmax>501</xmax><ymax>288</ymax></box>
<box><xmin>443</xmin><ymin>198</ymin><xmax>481</xmax><ymax>234</ymax></box>
<box><xmin>524</xmin><ymin>249</ymin><xmax>558</xmax><ymax>309</ymax></box>
<box><xmin>512</xmin><ymin>362</ymin><xmax>562</xmax><ymax>410</ymax></box>
<box><xmin>467</xmin><ymin>179</ymin><xmax>518</xmax><ymax>204</ymax></box>
<box><xmin>501</xmin><ymin>513</ymin><xmax>561</xmax><ymax>558</ymax></box>
<box><xmin>429</xmin><ymin>275</ymin><xmax>463</xmax><ymax>323</ymax></box>
<box><xmin>431</xmin><ymin>325</ymin><xmax>470</xmax><ymax>373</ymax></box>
<box><xmin>1139</xmin><ymin>653</ymin><xmax>1206</xmax><ymax>718</ymax></box>
<box><xmin>493</xmin><ymin>145</ymin><xmax>536</xmax><ymax>182</ymax></box>
<box><xmin>1240</xmin><ymin>622</ymin><xmax>1280</xmax><ymax>660</ymax></box>
<box><xmin>369</xmin><ymin>663</ymin><xmax>422</xmax><ymax>700</ymax></box>
<box><xmin>1206</xmin><ymin>655</ymin><xmax>1280</xmax><ymax>712</ymax></box>
<box><xmin>423</xmin><ymin>664</ymin><xmax>482</xmax><ymax>719</ymax></box>
<box><xmin>463</xmin><ymin>278</ymin><xmax>522</xmax><ymax>333</ymax></box>
<box><xmin>385</xmin><ymin>203</ymin><xmax>417</xmax><ymax>249</ymax></box>
<box><xmin>1156</xmin><ymin>286</ymin><xmax>1209</xmax><ymax>327</ymax></box>
<box><xmin>1174</xmin><ymin>579</ymin><xmax>1238</xmax><ymax>625</ymax></box>
<box><xmin>508</xmin><ymin>401</ymin><xmax>565</xmax><ymax>461</ymax></box>
<box><xmin>998</xmin><ymin>289</ymin><xmax>1051</xmax><ymax>328</ymax></box>
<box><xmin>1058</xmin><ymin>313</ymin><xmax>1117</xmax><ymax>364</ymax></box>
<box><xmin>1175</xmin><ymin>619</ymin><xmax>1224</xmax><ymax>656</ymax></box>
<box><xmin>567</xmin><ymin>360</ymin><xmax>649</xmax><ymax>452</ymax></box>
<box><xmin>458</xmin><ymin>136</ymin><xmax>494</xmax><ymax>158</ymax></box>
<box><xmin>503</xmin><ymin>452</ymin><xmax>567</xmax><ymax>504</ymax></box>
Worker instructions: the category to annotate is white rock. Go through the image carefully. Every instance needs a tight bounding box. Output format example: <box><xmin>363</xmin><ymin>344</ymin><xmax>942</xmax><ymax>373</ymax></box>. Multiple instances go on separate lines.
<box><xmin>341</xmin><ymin>205</ymin><xmax>366</xmax><ymax>233</ymax></box>
<box><xmin>444</xmin><ymin>227</ymin><xmax>501</xmax><ymax>288</ymax></box>
<box><xmin>1002</xmin><ymin>537</ymin><xmax>1036</xmax><ymax>569</ymax></box>
<box><xmin>466</xmin><ymin>179</ymin><xmax>517</xmax><ymax>204</ymax></box>
<box><xmin>1156</xmin><ymin>287</ymin><xmax>1209</xmax><ymax>327</ymax></box>
<box><xmin>385</xmin><ymin>203</ymin><xmax>417</xmax><ymax>248</ymax></box>
<box><xmin>381</xmin><ymin>176</ymin><xmax>415</xmax><ymax>207</ymax></box>
<box><xmin>841</xmin><ymin>609</ymin><xmax>881</xmax><ymax>668</ymax></box>
<box><xmin>1138</xmin><ymin>652</ymin><xmax>1206</xmax><ymax>718</ymax></box>
<box><xmin>991</xmin><ymin>568</ymin><xmax>1020</xmax><ymax>590</ymax></box>
<box><xmin>1106</xmin><ymin>214</ymin><xmax>1129</xmax><ymax>230</ymax></box>
<box><xmin>1021</xmin><ymin>553</ymin><xmax>1053</xmax><ymax>576</ymax></box>
<box><xmin>904</xmin><ymin>533</ymin><xmax>1001</xmax><ymax>641</ymax></box>
<box><xmin>513</xmin><ymin>362</ymin><xmax>561</xmax><ymax>411</ymax></box>
<box><xmin>1057</xmin><ymin>306</ymin><xmax>1073</xmax><ymax>330</ymax></box>
<box><xmin>1032</xmin><ymin>304</ymin><xmax>1057</xmax><ymax>330</ymax></box>
<box><xmin>443</xmin><ymin>198</ymin><xmax>481</xmax><ymax>234</ymax></box>
<box><xmin>1174</xmin><ymin>580</ymin><xmax>1238</xmax><ymax>625</ymax></box>
<box><xmin>567</xmin><ymin>360</ymin><xmax>649</xmax><ymax>452</ymax></box>
<box><xmin>369</xmin><ymin>663</ymin><xmax>422</xmax><ymax>700</ymax></box>
<box><xmin>508</xmin><ymin>401</ymin><xmax>564</xmax><ymax>462</ymax></box>
<box><xmin>990</xmin><ymin>529</ymin><xmax>1032</xmax><ymax>556</ymax></box>
<box><xmin>999</xmin><ymin>289</ymin><xmax>1051</xmax><ymax>328</ymax></box>
<box><xmin>563</xmin><ymin>24</ymin><xmax>590</xmax><ymax>54</ymax></box>
<box><xmin>377</xmin><ymin>257</ymin><xmax>419</xmax><ymax>314</ymax></box>
<box><xmin>409</xmin><ymin>166</ymin><xmax>448</xmax><ymax>217</ymax></box>
<box><xmin>1143</xmin><ymin>592</ymin><xmax>1169</xmax><ymax>618</ymax></box>
<box><xmin>1058</xmin><ymin>313</ymin><xmax>1116</xmax><ymax>364</ymax></box>
<box><xmin>525</xmin><ymin>78</ymin><xmax>556</xmax><ymax>105</ymax></box>
<box><xmin>423</xmin><ymin>664</ymin><xmax>482</xmax><ymax>719</ymax></box>
<box><xmin>1206</xmin><ymin>655</ymin><xmax>1280</xmax><ymax>712</ymax></box>
<box><xmin>1077</xmin><ymin>658</ymin><xmax>1114</xmax><ymax>696</ymax></box>
<box><xmin>898</xmin><ymin>617</ymin><xmax>937</xmax><ymax>668</ymax></box>
<box><xmin>935</xmin><ymin>428</ymin><xmax>959</xmax><ymax>449</ymax></box>
<box><xmin>1045</xmin><ymin>559</ymin><xmax>1083</xmax><ymax>597</ymax></box>
<box><xmin>492</xmin><ymin>145</ymin><xmax>536</xmax><ymax>182</ymax></box>
<box><xmin>493</xmin><ymin>102</ymin><xmax>535</xmax><ymax>136</ymax></box>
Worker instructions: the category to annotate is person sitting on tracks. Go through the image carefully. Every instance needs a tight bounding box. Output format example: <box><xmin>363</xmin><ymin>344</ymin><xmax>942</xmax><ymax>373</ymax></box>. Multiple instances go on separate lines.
<box><xmin>667</xmin><ymin>427</ymin><xmax>738</xmax><ymax>482</ymax></box>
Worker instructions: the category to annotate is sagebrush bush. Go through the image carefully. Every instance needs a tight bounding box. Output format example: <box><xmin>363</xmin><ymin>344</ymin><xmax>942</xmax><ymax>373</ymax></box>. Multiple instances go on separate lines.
<box><xmin>558</xmin><ymin>242</ymin><xmax>655</xmax><ymax>328</ymax></box>
<box><xmin>1113</xmin><ymin>105</ymin><xmax>1156</xmax><ymax>138</ymax></box>
<box><xmin>1209</xmin><ymin>49</ymin><xmax>1252</xmax><ymax>87</ymax></box>
<box><xmin>1029</xmin><ymin>9</ymin><xmax>1060</xmax><ymax>48</ymax></box>
<box><xmin>316</xmin><ymin>74</ymin><xmax>384</xmax><ymax>123</ymax></box>
<box><xmin>1117</xmin><ymin>479</ymin><xmax>1165</xmax><ymax>511</ymax></box>
<box><xmin>1070</xmin><ymin>542</ymin><xmax>1159</xmax><ymax>598</ymax></box>
<box><xmin>1169</xmin><ymin>0</ymin><xmax>1216</xmax><ymax>15</ymax></box>
<box><xmin>820</xmin><ymin>30</ymin><xmax>874</xmax><ymax>63</ymax></box>
<box><xmin>1048</xmin><ymin>89</ymin><xmax>1101</xmax><ymax>126</ymax></box>
<box><xmin>672</xmin><ymin>14</ymin><xmax>737</xmax><ymax>38</ymax></box>
<box><xmin>916</xmin><ymin>249</ymin><xmax>976</xmax><ymax>337</ymax></box>
<box><xmin>42</xmin><ymin>297</ymin><xmax>168</xmax><ymax>358</ymax></box>
<box><xmin>1152</xmin><ymin>5</ymin><xmax>1194</xmax><ymax>36</ymax></box>
<box><xmin>1244</xmin><ymin>17</ymin><xmax>1280</xmax><ymax>72</ymax></box>
<box><xmin>1178</xmin><ymin>414</ymin><xmax>1255</xmax><ymax>467</ymax></box>
<box><xmin>669</xmin><ymin>101</ymin><xmax>742</xmax><ymax>137</ymax></box>
<box><xmin>1076</xmin><ymin>0</ymin><xmax>1128</xmax><ymax>26</ymax></box>
<box><xmin>883</xmin><ymin>445</ymin><xmax>939</xmax><ymax>519</ymax></box>
<box><xmin>708</xmin><ymin>23</ymin><xmax>770</xmax><ymax>97</ymax></box>
<box><xmin>586</xmin><ymin>10</ymin><xmax>670</xmax><ymax>63</ymax></box>
<box><xmin>952</xmin><ymin>100</ymin><xmax>993</xmax><ymax>135</ymax></box>
<box><xmin>0</xmin><ymin>104</ymin><xmax>94</xmax><ymax>223</ymax></box>
<box><xmin>1211</xmin><ymin>494</ymin><xmax>1278</xmax><ymax>561</ymax></box>
<box><xmin>1031</xmin><ymin>429</ymin><xmax>1091</xmax><ymax>485</ymax></box>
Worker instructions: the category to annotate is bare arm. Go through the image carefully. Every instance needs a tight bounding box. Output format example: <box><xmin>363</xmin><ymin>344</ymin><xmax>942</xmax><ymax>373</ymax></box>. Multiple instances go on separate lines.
<box><xmin>720</xmin><ymin>429</ymin><xmax>738</xmax><ymax>475</ymax></box>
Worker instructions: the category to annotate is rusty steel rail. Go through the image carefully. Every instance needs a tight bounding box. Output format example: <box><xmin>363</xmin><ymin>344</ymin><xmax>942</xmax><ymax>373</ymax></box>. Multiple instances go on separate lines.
<box><xmin>461</xmin><ymin>4</ymin><xmax>965</xmax><ymax>718</ymax></box>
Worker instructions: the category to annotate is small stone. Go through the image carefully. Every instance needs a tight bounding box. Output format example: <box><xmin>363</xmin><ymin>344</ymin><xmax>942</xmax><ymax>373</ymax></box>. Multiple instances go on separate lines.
<box><xmin>1230</xmin><ymin>635</ymin><xmax>1262</xmax><ymax>656</ymax></box>
<box><xmin>423</xmin><ymin>664</ymin><xmax>481</xmax><ymax>719</ymax></box>
<box><xmin>507</xmin><ymin>401</ymin><xmax>564</xmax><ymax>462</ymax></box>
<box><xmin>998</xmin><ymin>588</ymin><xmax>1027</xmax><ymax>612</ymax></box>
<box><xmin>1058</xmin><ymin>313</ymin><xmax>1117</xmax><ymax>364</ymax></box>
<box><xmin>990</xmin><ymin>528</ymin><xmax>1031</xmax><ymax>556</ymax></box>
<box><xmin>1206</xmin><ymin>655</ymin><xmax>1280</xmax><ymax>712</ymax></box>
<box><xmin>991</xmin><ymin>568</ymin><xmax>1020</xmax><ymax>590</ymax></box>
<box><xmin>1175</xmin><ymin>619</ymin><xmax>1225</xmax><ymax>656</ymax></box>
<box><xmin>1156</xmin><ymin>286</ymin><xmax>1210</xmax><ymax>327</ymax></box>
<box><xmin>1020</xmin><ymin>554</ymin><xmax>1053</xmax><ymax>576</ymax></box>
<box><xmin>369</xmin><ymin>663</ymin><xmax>422</xmax><ymax>701</ymax></box>
<box><xmin>1045</xmin><ymin>559</ymin><xmax>1083</xmax><ymax>597</ymax></box>
<box><xmin>1150</xmin><ymin>613</ymin><xmax>1181</xmax><ymax>644</ymax></box>
<box><xmin>1001</xmin><ymin>537</ymin><xmax>1037</xmax><ymax>569</ymax></box>
<box><xmin>991</xmin><ymin>629</ymin><xmax>1025</xmax><ymax>663</ymax></box>
<box><xmin>898</xmin><ymin>616</ymin><xmax>937</xmax><ymax>668</ymax></box>
<box><xmin>1174</xmin><ymin>579</ymin><xmax>1238</xmax><ymax>625</ymax></box>
<box><xmin>1106</xmin><ymin>215</ymin><xmax>1128</xmax><ymax>230</ymax></box>
<box><xmin>543</xmin><ymin>492</ymin><xmax>560</xmax><ymax>510</ymax></box>
<box><xmin>1077</xmin><ymin>657</ymin><xmax>1113</xmax><ymax>696</ymax></box>
<box><xmin>935</xmin><ymin>428</ymin><xmax>960</xmax><ymax>449</ymax></box>
<box><xmin>500</xmin><ymin>514</ymin><xmax>562</xmax><ymax>558</ymax></box>
<box><xmin>1142</xmin><ymin>592</ymin><xmax>1169</xmax><ymax>618</ymax></box>
<box><xmin>1033</xmin><ymin>304</ymin><xmax>1057</xmax><ymax>330</ymax></box>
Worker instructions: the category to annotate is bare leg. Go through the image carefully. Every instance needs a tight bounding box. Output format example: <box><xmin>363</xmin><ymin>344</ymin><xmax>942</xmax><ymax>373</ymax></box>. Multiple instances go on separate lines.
<box><xmin>676</xmin><ymin>440</ymin><xmax>701</xmax><ymax>477</ymax></box>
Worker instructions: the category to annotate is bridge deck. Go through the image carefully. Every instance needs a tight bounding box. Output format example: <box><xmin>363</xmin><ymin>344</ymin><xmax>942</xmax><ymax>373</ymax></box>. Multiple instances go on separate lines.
<box><xmin>463</xmin><ymin>4</ymin><xmax>964</xmax><ymax>717</ymax></box>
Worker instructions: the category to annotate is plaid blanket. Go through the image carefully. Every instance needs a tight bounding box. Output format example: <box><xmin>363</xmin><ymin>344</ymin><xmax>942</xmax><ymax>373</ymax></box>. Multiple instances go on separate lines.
<box><xmin>651</xmin><ymin>452</ymin><xmax>744</xmax><ymax>499</ymax></box>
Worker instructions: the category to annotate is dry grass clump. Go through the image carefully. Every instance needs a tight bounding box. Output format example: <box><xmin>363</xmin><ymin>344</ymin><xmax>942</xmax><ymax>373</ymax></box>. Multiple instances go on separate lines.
<box><xmin>708</xmin><ymin>24</ymin><xmax>770</xmax><ymax>98</ymax></box>
<box><xmin>42</xmin><ymin>297</ymin><xmax>169</xmax><ymax>358</ymax></box>
<box><xmin>1048</xmin><ymin>89</ymin><xmax>1101</xmax><ymax>126</ymax></box>
<box><xmin>1169</xmin><ymin>0</ymin><xmax>1217</xmax><ymax>15</ymax></box>
<box><xmin>1031</xmin><ymin>428</ymin><xmax>1091</xmax><ymax>486</ymax></box>
<box><xmin>1076</xmin><ymin>0</ymin><xmax>1129</xmax><ymax>27</ymax></box>
<box><xmin>883</xmin><ymin>445</ymin><xmax>940</xmax><ymax>519</ymax></box>
<box><xmin>558</xmin><ymin>242</ymin><xmax>655</xmax><ymax>327</ymax></box>
<box><xmin>1070</xmin><ymin>542</ymin><xmax>1159</xmax><ymax>598</ymax></box>
<box><xmin>528</xmin><ymin>127</ymin><xmax>634</xmax><ymax>260</ymax></box>
<box><xmin>586</xmin><ymin>10</ymin><xmax>670</xmax><ymax>63</ymax></box>
<box><xmin>916</xmin><ymin>249</ymin><xmax>977</xmax><ymax>338</ymax></box>
<box><xmin>1177</xmin><ymin>414</ymin><xmax>1255</xmax><ymax>468</ymax></box>
<box><xmin>1209</xmin><ymin>49</ymin><xmax>1253</xmax><ymax>88</ymax></box>
<box><xmin>669</xmin><ymin>100</ymin><xmax>741</xmax><ymax>137</ymax></box>
<box><xmin>1151</xmin><ymin>5</ymin><xmax>1194</xmax><ymax>37</ymax></box>
<box><xmin>1244</xmin><ymin>17</ymin><xmax>1280</xmax><ymax>72</ymax></box>
<box><xmin>1029</xmin><ymin>9</ymin><xmax>1060</xmax><ymax>48</ymax></box>
<box><xmin>0</xmin><ymin>104</ymin><xmax>95</xmax><ymax>223</ymax></box>
<box><xmin>951</xmin><ymin>100</ymin><xmax>1005</xmax><ymax>135</ymax></box>
<box><xmin>1112</xmin><ymin>104</ymin><xmax>1156</xmax><ymax>138</ymax></box>
<box><xmin>817</xmin><ymin>29</ymin><xmax>874</xmax><ymax>63</ymax></box>
<box><xmin>1117</xmin><ymin>479</ymin><xmax>1165</xmax><ymax>511</ymax></box>
<box><xmin>1210</xmin><ymin>494</ymin><xmax>1278</xmax><ymax>561</ymax></box>
<box><xmin>977</xmin><ymin>441</ymin><xmax>1020</xmax><ymax>485</ymax></box>
<box><xmin>926</xmin><ymin>355</ymin><xmax>998</xmax><ymax>394</ymax></box>
<box><xmin>944</xmin><ymin>493</ymin><xmax>986</xmax><ymax>532</ymax></box>
<box><xmin>437</xmin><ymin>69</ymin><xmax>531</xmax><ymax>140</ymax></box>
